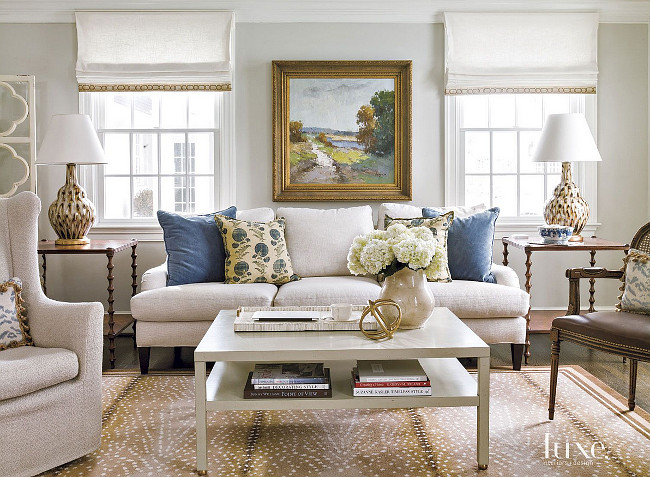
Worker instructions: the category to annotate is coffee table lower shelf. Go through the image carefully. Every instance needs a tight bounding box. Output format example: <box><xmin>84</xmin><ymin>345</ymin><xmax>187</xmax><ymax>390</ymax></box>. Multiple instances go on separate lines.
<box><xmin>205</xmin><ymin>358</ymin><xmax>478</xmax><ymax>411</ymax></box>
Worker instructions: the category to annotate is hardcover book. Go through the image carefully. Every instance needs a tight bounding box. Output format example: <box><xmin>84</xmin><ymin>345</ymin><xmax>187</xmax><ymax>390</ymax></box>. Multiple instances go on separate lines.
<box><xmin>356</xmin><ymin>360</ymin><xmax>428</xmax><ymax>383</ymax></box>
<box><xmin>244</xmin><ymin>373</ymin><xmax>332</xmax><ymax>399</ymax></box>
<box><xmin>255</xmin><ymin>369</ymin><xmax>331</xmax><ymax>389</ymax></box>
<box><xmin>351</xmin><ymin>368</ymin><xmax>430</xmax><ymax>388</ymax></box>
<box><xmin>350</xmin><ymin>379</ymin><xmax>432</xmax><ymax>396</ymax></box>
<box><xmin>251</xmin><ymin>363</ymin><xmax>328</xmax><ymax>384</ymax></box>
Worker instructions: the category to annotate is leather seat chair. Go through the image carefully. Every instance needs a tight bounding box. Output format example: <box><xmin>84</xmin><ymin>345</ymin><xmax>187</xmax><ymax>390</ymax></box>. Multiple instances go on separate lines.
<box><xmin>548</xmin><ymin>223</ymin><xmax>650</xmax><ymax>420</ymax></box>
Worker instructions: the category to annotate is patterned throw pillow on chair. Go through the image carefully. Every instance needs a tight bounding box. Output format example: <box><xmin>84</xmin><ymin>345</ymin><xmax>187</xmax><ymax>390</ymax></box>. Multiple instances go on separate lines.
<box><xmin>215</xmin><ymin>216</ymin><xmax>300</xmax><ymax>285</ymax></box>
<box><xmin>618</xmin><ymin>248</ymin><xmax>650</xmax><ymax>315</ymax></box>
<box><xmin>383</xmin><ymin>212</ymin><xmax>454</xmax><ymax>282</ymax></box>
<box><xmin>0</xmin><ymin>278</ymin><xmax>32</xmax><ymax>350</ymax></box>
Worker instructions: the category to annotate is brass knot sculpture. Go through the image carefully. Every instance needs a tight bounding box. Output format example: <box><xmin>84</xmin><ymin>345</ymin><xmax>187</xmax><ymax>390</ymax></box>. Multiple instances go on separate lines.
<box><xmin>359</xmin><ymin>298</ymin><xmax>402</xmax><ymax>340</ymax></box>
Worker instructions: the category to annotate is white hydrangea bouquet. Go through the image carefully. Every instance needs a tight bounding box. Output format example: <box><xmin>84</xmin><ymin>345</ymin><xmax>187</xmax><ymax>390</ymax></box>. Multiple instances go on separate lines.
<box><xmin>347</xmin><ymin>223</ymin><xmax>444</xmax><ymax>279</ymax></box>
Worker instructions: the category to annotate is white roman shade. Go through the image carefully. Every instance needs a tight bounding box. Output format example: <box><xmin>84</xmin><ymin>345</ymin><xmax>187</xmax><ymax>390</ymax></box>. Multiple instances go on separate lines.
<box><xmin>75</xmin><ymin>11</ymin><xmax>233</xmax><ymax>91</ymax></box>
<box><xmin>444</xmin><ymin>12</ymin><xmax>598</xmax><ymax>95</ymax></box>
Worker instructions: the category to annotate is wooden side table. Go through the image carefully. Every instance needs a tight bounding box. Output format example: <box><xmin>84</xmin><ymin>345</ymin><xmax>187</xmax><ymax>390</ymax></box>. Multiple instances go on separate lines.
<box><xmin>38</xmin><ymin>238</ymin><xmax>138</xmax><ymax>369</ymax></box>
<box><xmin>502</xmin><ymin>236</ymin><xmax>629</xmax><ymax>365</ymax></box>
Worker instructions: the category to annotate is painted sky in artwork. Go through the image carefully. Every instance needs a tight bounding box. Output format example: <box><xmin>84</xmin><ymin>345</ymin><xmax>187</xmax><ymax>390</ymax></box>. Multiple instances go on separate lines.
<box><xmin>289</xmin><ymin>78</ymin><xmax>395</xmax><ymax>132</ymax></box>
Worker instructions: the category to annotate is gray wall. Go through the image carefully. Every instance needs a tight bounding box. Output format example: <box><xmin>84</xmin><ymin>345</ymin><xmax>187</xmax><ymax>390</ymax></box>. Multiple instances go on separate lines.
<box><xmin>0</xmin><ymin>22</ymin><xmax>647</xmax><ymax>312</ymax></box>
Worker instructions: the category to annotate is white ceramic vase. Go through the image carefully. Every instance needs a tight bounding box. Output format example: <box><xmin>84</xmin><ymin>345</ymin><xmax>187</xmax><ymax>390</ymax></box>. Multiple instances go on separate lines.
<box><xmin>378</xmin><ymin>267</ymin><xmax>435</xmax><ymax>329</ymax></box>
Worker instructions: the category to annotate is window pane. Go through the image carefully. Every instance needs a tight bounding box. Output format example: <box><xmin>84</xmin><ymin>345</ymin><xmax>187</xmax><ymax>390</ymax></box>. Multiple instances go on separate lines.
<box><xmin>188</xmin><ymin>93</ymin><xmax>216</xmax><ymax>128</ymax></box>
<box><xmin>493</xmin><ymin>175</ymin><xmax>517</xmax><ymax>216</ymax></box>
<box><xmin>520</xmin><ymin>175</ymin><xmax>544</xmax><ymax>216</ymax></box>
<box><xmin>188</xmin><ymin>133</ymin><xmax>214</xmax><ymax>174</ymax></box>
<box><xmin>547</xmin><ymin>162</ymin><xmax>562</xmax><ymax>174</ymax></box>
<box><xmin>547</xmin><ymin>174</ymin><xmax>561</xmax><ymax>200</ymax></box>
<box><xmin>104</xmin><ymin>94</ymin><xmax>132</xmax><ymax>129</ymax></box>
<box><xmin>492</xmin><ymin>131</ymin><xmax>517</xmax><ymax>173</ymax></box>
<box><xmin>465</xmin><ymin>175</ymin><xmax>490</xmax><ymax>208</ymax></box>
<box><xmin>103</xmin><ymin>133</ymin><xmax>130</xmax><ymax>175</ymax></box>
<box><xmin>132</xmin><ymin>134</ymin><xmax>158</xmax><ymax>174</ymax></box>
<box><xmin>104</xmin><ymin>177</ymin><xmax>130</xmax><ymax>219</ymax></box>
<box><xmin>489</xmin><ymin>95</ymin><xmax>515</xmax><ymax>128</ymax></box>
<box><xmin>461</xmin><ymin>95</ymin><xmax>488</xmax><ymax>128</ymax></box>
<box><xmin>161</xmin><ymin>176</ymin><xmax>187</xmax><ymax>213</ymax></box>
<box><xmin>519</xmin><ymin>131</ymin><xmax>543</xmax><ymax>173</ymax></box>
<box><xmin>133</xmin><ymin>93</ymin><xmax>160</xmax><ymax>129</ymax></box>
<box><xmin>516</xmin><ymin>95</ymin><xmax>542</xmax><ymax>128</ymax></box>
<box><xmin>464</xmin><ymin>132</ymin><xmax>490</xmax><ymax>173</ymax></box>
<box><xmin>161</xmin><ymin>134</ymin><xmax>185</xmax><ymax>174</ymax></box>
<box><xmin>543</xmin><ymin>94</ymin><xmax>570</xmax><ymax>119</ymax></box>
<box><xmin>160</xmin><ymin>94</ymin><xmax>187</xmax><ymax>129</ymax></box>
<box><xmin>192</xmin><ymin>176</ymin><xmax>214</xmax><ymax>214</ymax></box>
<box><xmin>132</xmin><ymin>177</ymin><xmax>158</xmax><ymax>218</ymax></box>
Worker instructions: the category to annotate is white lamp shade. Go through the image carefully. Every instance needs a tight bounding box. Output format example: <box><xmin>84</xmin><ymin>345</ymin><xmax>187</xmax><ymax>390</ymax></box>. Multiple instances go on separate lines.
<box><xmin>532</xmin><ymin>113</ymin><xmax>602</xmax><ymax>163</ymax></box>
<box><xmin>36</xmin><ymin>114</ymin><xmax>106</xmax><ymax>165</ymax></box>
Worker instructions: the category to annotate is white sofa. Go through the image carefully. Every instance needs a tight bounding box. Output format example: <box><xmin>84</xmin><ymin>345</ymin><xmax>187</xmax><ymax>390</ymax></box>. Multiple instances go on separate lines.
<box><xmin>131</xmin><ymin>205</ymin><xmax>528</xmax><ymax>373</ymax></box>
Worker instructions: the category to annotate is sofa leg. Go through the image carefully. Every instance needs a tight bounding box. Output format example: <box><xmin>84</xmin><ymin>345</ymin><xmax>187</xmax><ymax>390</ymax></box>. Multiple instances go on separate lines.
<box><xmin>138</xmin><ymin>347</ymin><xmax>151</xmax><ymax>375</ymax></box>
<box><xmin>173</xmin><ymin>346</ymin><xmax>183</xmax><ymax>368</ymax></box>
<box><xmin>511</xmin><ymin>343</ymin><xmax>524</xmax><ymax>371</ymax></box>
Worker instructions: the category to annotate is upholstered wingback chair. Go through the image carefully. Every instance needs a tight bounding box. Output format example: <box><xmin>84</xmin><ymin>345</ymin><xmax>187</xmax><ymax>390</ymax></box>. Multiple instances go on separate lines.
<box><xmin>0</xmin><ymin>192</ymin><xmax>104</xmax><ymax>477</ymax></box>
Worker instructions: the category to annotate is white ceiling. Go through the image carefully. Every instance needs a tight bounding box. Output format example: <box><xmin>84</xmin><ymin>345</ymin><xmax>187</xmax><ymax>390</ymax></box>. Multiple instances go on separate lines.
<box><xmin>1</xmin><ymin>0</ymin><xmax>649</xmax><ymax>23</ymax></box>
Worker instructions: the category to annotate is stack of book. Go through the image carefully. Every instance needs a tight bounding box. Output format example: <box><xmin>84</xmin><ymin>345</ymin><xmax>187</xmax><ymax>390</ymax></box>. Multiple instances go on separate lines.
<box><xmin>351</xmin><ymin>360</ymin><xmax>432</xmax><ymax>396</ymax></box>
<box><xmin>244</xmin><ymin>362</ymin><xmax>332</xmax><ymax>399</ymax></box>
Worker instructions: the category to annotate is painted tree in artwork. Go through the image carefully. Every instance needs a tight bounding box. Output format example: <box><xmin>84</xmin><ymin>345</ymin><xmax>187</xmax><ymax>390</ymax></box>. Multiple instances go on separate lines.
<box><xmin>289</xmin><ymin>120</ymin><xmax>305</xmax><ymax>142</ymax></box>
<box><xmin>370</xmin><ymin>90</ymin><xmax>395</xmax><ymax>156</ymax></box>
<box><xmin>356</xmin><ymin>104</ymin><xmax>377</xmax><ymax>153</ymax></box>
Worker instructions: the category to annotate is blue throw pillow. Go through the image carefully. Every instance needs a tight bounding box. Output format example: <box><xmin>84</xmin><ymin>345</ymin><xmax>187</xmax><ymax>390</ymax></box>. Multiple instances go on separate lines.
<box><xmin>158</xmin><ymin>207</ymin><xmax>237</xmax><ymax>286</ymax></box>
<box><xmin>422</xmin><ymin>207</ymin><xmax>500</xmax><ymax>283</ymax></box>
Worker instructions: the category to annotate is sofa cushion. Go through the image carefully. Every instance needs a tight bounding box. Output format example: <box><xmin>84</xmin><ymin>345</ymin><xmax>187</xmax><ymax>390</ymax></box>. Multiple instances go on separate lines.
<box><xmin>423</xmin><ymin>207</ymin><xmax>500</xmax><ymax>283</ymax></box>
<box><xmin>0</xmin><ymin>346</ymin><xmax>78</xmax><ymax>400</ymax></box>
<box><xmin>429</xmin><ymin>280</ymin><xmax>529</xmax><ymax>319</ymax></box>
<box><xmin>273</xmin><ymin>276</ymin><xmax>381</xmax><ymax>307</ymax></box>
<box><xmin>157</xmin><ymin>206</ymin><xmax>237</xmax><ymax>286</ymax></box>
<box><xmin>131</xmin><ymin>282</ymin><xmax>279</xmax><ymax>322</ymax></box>
<box><xmin>384</xmin><ymin>213</ymin><xmax>454</xmax><ymax>282</ymax></box>
<box><xmin>237</xmin><ymin>207</ymin><xmax>275</xmax><ymax>222</ymax></box>
<box><xmin>0</xmin><ymin>277</ymin><xmax>31</xmax><ymax>351</ymax></box>
<box><xmin>216</xmin><ymin>216</ymin><xmax>300</xmax><ymax>285</ymax></box>
<box><xmin>277</xmin><ymin>206</ymin><xmax>375</xmax><ymax>277</ymax></box>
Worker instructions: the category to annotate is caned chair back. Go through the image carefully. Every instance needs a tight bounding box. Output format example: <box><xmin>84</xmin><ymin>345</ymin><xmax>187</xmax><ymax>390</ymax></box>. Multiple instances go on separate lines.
<box><xmin>631</xmin><ymin>222</ymin><xmax>650</xmax><ymax>254</ymax></box>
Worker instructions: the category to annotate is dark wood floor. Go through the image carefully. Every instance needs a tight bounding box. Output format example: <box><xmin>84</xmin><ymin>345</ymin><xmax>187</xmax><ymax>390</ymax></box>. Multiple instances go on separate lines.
<box><xmin>103</xmin><ymin>332</ymin><xmax>650</xmax><ymax>412</ymax></box>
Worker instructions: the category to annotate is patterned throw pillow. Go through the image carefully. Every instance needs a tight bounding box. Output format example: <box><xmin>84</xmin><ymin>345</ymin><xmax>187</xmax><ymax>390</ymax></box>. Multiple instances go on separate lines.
<box><xmin>617</xmin><ymin>249</ymin><xmax>650</xmax><ymax>315</ymax></box>
<box><xmin>0</xmin><ymin>278</ymin><xmax>32</xmax><ymax>350</ymax></box>
<box><xmin>384</xmin><ymin>212</ymin><xmax>454</xmax><ymax>282</ymax></box>
<box><xmin>215</xmin><ymin>216</ymin><xmax>300</xmax><ymax>285</ymax></box>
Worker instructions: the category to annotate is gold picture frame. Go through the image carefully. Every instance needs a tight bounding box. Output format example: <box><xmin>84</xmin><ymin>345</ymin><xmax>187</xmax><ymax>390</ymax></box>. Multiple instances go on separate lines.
<box><xmin>272</xmin><ymin>60</ymin><xmax>412</xmax><ymax>201</ymax></box>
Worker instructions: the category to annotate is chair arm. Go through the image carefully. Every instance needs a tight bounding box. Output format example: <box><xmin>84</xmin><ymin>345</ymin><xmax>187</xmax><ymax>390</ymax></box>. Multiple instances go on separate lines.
<box><xmin>566</xmin><ymin>267</ymin><xmax>624</xmax><ymax>315</ymax></box>
<box><xmin>141</xmin><ymin>263</ymin><xmax>168</xmax><ymax>291</ymax></box>
<box><xmin>27</xmin><ymin>296</ymin><xmax>104</xmax><ymax>381</ymax></box>
<box><xmin>490</xmin><ymin>264</ymin><xmax>520</xmax><ymax>288</ymax></box>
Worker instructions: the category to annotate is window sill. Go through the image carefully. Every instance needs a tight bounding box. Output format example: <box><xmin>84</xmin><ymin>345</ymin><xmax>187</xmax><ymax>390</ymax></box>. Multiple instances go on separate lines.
<box><xmin>87</xmin><ymin>224</ymin><xmax>164</xmax><ymax>242</ymax></box>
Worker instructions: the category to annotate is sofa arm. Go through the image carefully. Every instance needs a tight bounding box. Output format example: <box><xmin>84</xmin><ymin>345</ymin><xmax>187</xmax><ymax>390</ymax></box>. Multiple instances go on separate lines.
<box><xmin>141</xmin><ymin>263</ymin><xmax>168</xmax><ymax>292</ymax></box>
<box><xmin>27</xmin><ymin>296</ymin><xmax>104</xmax><ymax>381</ymax></box>
<box><xmin>491</xmin><ymin>264</ymin><xmax>520</xmax><ymax>288</ymax></box>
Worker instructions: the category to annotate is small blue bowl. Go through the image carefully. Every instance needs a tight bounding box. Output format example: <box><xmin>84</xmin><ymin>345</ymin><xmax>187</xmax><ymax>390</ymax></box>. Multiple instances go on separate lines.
<box><xmin>538</xmin><ymin>225</ymin><xmax>573</xmax><ymax>244</ymax></box>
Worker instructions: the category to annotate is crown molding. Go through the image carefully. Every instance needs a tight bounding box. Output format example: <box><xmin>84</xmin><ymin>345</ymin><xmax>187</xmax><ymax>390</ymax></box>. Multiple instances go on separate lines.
<box><xmin>1</xmin><ymin>0</ymin><xmax>649</xmax><ymax>24</ymax></box>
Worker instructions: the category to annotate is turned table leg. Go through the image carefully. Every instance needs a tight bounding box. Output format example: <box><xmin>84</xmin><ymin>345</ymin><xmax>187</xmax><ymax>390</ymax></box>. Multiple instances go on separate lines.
<box><xmin>502</xmin><ymin>240</ymin><xmax>509</xmax><ymax>266</ymax></box>
<box><xmin>41</xmin><ymin>253</ymin><xmax>47</xmax><ymax>295</ymax></box>
<box><xmin>131</xmin><ymin>243</ymin><xmax>138</xmax><ymax>346</ymax></box>
<box><xmin>107</xmin><ymin>251</ymin><xmax>116</xmax><ymax>369</ymax></box>
<box><xmin>589</xmin><ymin>250</ymin><xmax>597</xmax><ymax>313</ymax></box>
<box><xmin>524</xmin><ymin>250</ymin><xmax>532</xmax><ymax>364</ymax></box>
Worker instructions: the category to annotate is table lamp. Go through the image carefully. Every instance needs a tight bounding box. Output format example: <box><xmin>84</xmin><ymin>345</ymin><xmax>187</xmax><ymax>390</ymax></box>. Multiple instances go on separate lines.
<box><xmin>532</xmin><ymin>113</ymin><xmax>602</xmax><ymax>242</ymax></box>
<box><xmin>36</xmin><ymin>114</ymin><xmax>106</xmax><ymax>245</ymax></box>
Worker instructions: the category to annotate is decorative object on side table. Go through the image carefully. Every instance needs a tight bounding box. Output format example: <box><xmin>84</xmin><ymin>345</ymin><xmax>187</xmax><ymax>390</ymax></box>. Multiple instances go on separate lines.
<box><xmin>537</xmin><ymin>224</ymin><xmax>573</xmax><ymax>245</ymax></box>
<box><xmin>36</xmin><ymin>114</ymin><xmax>106</xmax><ymax>245</ymax></box>
<box><xmin>532</xmin><ymin>113</ymin><xmax>602</xmax><ymax>242</ymax></box>
<box><xmin>359</xmin><ymin>298</ymin><xmax>401</xmax><ymax>340</ymax></box>
<box><xmin>348</xmin><ymin>223</ymin><xmax>439</xmax><ymax>328</ymax></box>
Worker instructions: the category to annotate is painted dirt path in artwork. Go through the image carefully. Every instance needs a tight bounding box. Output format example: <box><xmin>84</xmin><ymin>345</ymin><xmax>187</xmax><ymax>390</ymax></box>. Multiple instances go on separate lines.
<box><xmin>291</xmin><ymin>142</ymin><xmax>342</xmax><ymax>184</ymax></box>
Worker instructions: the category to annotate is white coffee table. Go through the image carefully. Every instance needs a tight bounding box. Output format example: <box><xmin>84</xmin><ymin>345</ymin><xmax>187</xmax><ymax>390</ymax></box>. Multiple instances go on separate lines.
<box><xmin>194</xmin><ymin>307</ymin><xmax>490</xmax><ymax>474</ymax></box>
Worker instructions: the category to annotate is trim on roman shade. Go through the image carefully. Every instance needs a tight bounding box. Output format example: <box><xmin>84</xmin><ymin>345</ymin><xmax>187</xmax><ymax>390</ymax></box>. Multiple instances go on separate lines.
<box><xmin>75</xmin><ymin>11</ymin><xmax>233</xmax><ymax>91</ymax></box>
<box><xmin>444</xmin><ymin>12</ymin><xmax>598</xmax><ymax>95</ymax></box>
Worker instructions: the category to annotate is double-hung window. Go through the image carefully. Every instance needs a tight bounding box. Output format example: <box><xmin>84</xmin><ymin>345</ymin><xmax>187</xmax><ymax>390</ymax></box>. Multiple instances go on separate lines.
<box><xmin>81</xmin><ymin>91</ymin><xmax>229</xmax><ymax>224</ymax></box>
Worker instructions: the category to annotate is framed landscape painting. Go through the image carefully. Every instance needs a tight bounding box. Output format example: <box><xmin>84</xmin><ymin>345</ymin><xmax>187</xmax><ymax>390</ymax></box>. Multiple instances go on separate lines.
<box><xmin>272</xmin><ymin>60</ymin><xmax>412</xmax><ymax>201</ymax></box>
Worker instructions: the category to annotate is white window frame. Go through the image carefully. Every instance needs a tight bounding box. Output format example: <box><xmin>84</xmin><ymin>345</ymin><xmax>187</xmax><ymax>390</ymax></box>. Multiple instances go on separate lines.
<box><xmin>79</xmin><ymin>91</ymin><xmax>235</xmax><ymax>241</ymax></box>
<box><xmin>445</xmin><ymin>94</ymin><xmax>599</xmax><ymax>238</ymax></box>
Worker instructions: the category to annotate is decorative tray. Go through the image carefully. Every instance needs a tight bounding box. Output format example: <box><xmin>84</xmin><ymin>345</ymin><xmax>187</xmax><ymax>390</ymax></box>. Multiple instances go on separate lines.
<box><xmin>234</xmin><ymin>306</ymin><xmax>378</xmax><ymax>332</ymax></box>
